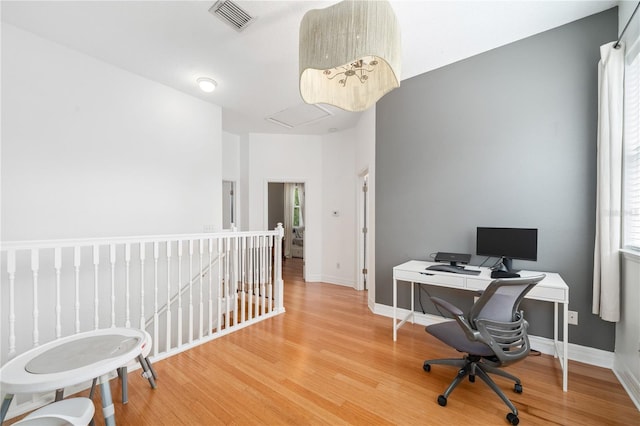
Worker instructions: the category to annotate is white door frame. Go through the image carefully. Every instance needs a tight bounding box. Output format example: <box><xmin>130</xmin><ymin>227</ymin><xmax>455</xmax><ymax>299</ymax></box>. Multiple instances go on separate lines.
<box><xmin>357</xmin><ymin>170</ymin><xmax>370</xmax><ymax>291</ymax></box>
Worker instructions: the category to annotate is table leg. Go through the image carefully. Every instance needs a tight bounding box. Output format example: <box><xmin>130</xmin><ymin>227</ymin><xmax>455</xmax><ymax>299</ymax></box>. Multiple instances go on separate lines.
<box><xmin>563</xmin><ymin>302</ymin><xmax>569</xmax><ymax>392</ymax></box>
<box><xmin>553</xmin><ymin>302</ymin><xmax>559</xmax><ymax>359</ymax></box>
<box><xmin>410</xmin><ymin>282</ymin><xmax>415</xmax><ymax>324</ymax></box>
<box><xmin>137</xmin><ymin>355</ymin><xmax>157</xmax><ymax>389</ymax></box>
<box><xmin>393</xmin><ymin>278</ymin><xmax>397</xmax><ymax>341</ymax></box>
<box><xmin>0</xmin><ymin>393</ymin><xmax>14</xmax><ymax>424</ymax></box>
<box><xmin>119</xmin><ymin>367</ymin><xmax>128</xmax><ymax>404</ymax></box>
<box><xmin>99</xmin><ymin>374</ymin><xmax>116</xmax><ymax>426</ymax></box>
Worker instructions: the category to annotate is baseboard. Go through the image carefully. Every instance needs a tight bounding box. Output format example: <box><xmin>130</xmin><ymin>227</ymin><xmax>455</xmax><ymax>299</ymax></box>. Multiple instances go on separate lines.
<box><xmin>320</xmin><ymin>274</ymin><xmax>356</xmax><ymax>288</ymax></box>
<box><xmin>614</xmin><ymin>360</ymin><xmax>640</xmax><ymax>411</ymax></box>
<box><xmin>372</xmin><ymin>303</ymin><xmax>615</xmax><ymax>369</ymax></box>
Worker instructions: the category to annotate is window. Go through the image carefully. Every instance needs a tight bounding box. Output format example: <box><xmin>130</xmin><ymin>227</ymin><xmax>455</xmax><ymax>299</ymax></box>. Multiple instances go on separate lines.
<box><xmin>292</xmin><ymin>186</ymin><xmax>304</xmax><ymax>228</ymax></box>
<box><xmin>623</xmin><ymin>53</ymin><xmax>640</xmax><ymax>251</ymax></box>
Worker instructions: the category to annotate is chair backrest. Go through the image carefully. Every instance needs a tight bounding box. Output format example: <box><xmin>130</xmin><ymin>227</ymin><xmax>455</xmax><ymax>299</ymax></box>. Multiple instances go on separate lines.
<box><xmin>469</xmin><ymin>274</ymin><xmax>546</xmax><ymax>366</ymax></box>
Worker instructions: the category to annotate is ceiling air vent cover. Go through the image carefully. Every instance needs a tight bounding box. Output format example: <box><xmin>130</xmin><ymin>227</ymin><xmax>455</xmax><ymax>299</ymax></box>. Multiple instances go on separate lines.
<box><xmin>209</xmin><ymin>0</ymin><xmax>255</xmax><ymax>32</ymax></box>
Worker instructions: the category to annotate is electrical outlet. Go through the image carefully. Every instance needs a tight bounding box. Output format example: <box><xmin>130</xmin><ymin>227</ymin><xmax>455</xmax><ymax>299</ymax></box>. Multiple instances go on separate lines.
<box><xmin>568</xmin><ymin>310</ymin><xmax>578</xmax><ymax>325</ymax></box>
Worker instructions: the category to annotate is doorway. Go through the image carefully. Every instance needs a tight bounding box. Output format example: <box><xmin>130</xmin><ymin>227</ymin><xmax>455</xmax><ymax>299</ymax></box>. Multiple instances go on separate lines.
<box><xmin>267</xmin><ymin>182</ymin><xmax>306</xmax><ymax>280</ymax></box>
<box><xmin>222</xmin><ymin>180</ymin><xmax>236</xmax><ymax>230</ymax></box>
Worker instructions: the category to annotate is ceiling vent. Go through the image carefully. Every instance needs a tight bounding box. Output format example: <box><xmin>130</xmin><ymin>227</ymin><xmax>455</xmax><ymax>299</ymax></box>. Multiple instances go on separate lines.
<box><xmin>209</xmin><ymin>0</ymin><xmax>255</xmax><ymax>32</ymax></box>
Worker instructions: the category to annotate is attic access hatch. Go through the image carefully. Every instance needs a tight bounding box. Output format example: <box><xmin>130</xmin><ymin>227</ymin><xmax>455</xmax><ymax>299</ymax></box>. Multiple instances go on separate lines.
<box><xmin>266</xmin><ymin>104</ymin><xmax>333</xmax><ymax>129</ymax></box>
<box><xmin>209</xmin><ymin>0</ymin><xmax>255</xmax><ymax>32</ymax></box>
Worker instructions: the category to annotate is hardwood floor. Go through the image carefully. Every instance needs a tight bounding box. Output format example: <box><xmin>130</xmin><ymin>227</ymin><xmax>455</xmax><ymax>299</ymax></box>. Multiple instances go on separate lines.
<box><xmin>13</xmin><ymin>258</ymin><xmax>640</xmax><ymax>425</ymax></box>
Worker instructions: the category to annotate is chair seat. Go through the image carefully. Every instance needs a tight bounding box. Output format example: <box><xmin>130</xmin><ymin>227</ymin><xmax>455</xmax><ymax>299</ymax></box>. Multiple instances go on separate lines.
<box><xmin>14</xmin><ymin>397</ymin><xmax>94</xmax><ymax>426</ymax></box>
<box><xmin>426</xmin><ymin>320</ymin><xmax>494</xmax><ymax>357</ymax></box>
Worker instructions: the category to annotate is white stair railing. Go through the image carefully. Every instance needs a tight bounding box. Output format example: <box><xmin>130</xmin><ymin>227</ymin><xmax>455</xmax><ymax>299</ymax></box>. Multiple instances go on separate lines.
<box><xmin>0</xmin><ymin>225</ymin><xmax>284</xmax><ymax>419</ymax></box>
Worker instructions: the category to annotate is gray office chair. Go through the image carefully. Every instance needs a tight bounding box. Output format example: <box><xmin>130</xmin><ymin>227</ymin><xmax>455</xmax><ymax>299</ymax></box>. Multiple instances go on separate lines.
<box><xmin>423</xmin><ymin>274</ymin><xmax>545</xmax><ymax>425</ymax></box>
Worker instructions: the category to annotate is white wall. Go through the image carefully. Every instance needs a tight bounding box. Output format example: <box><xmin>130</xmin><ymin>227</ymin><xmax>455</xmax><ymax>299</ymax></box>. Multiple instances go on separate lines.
<box><xmin>246</xmin><ymin>133</ymin><xmax>323</xmax><ymax>281</ymax></box>
<box><xmin>1</xmin><ymin>24</ymin><xmax>223</xmax><ymax>241</ymax></box>
<box><xmin>321</xmin><ymin>129</ymin><xmax>357</xmax><ymax>286</ymax></box>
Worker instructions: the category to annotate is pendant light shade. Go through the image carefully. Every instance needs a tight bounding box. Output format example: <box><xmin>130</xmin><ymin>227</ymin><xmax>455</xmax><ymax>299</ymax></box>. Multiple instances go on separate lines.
<box><xmin>299</xmin><ymin>0</ymin><xmax>401</xmax><ymax>112</ymax></box>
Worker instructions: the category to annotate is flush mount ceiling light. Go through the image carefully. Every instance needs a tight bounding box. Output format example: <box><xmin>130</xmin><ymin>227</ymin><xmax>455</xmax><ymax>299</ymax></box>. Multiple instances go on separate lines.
<box><xmin>197</xmin><ymin>77</ymin><xmax>217</xmax><ymax>93</ymax></box>
<box><xmin>299</xmin><ymin>0</ymin><xmax>401</xmax><ymax>112</ymax></box>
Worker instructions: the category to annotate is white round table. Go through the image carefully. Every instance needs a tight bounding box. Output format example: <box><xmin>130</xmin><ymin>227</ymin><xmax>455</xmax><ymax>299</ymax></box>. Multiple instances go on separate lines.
<box><xmin>0</xmin><ymin>328</ymin><xmax>147</xmax><ymax>426</ymax></box>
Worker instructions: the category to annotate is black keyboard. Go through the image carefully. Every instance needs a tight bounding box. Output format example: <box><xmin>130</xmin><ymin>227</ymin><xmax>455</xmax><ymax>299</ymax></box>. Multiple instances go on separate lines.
<box><xmin>426</xmin><ymin>264</ymin><xmax>481</xmax><ymax>275</ymax></box>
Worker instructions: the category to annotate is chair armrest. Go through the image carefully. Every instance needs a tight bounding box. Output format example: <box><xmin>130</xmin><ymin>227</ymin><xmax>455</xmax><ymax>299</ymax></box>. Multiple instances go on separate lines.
<box><xmin>430</xmin><ymin>297</ymin><xmax>463</xmax><ymax>316</ymax></box>
<box><xmin>431</xmin><ymin>297</ymin><xmax>481</xmax><ymax>341</ymax></box>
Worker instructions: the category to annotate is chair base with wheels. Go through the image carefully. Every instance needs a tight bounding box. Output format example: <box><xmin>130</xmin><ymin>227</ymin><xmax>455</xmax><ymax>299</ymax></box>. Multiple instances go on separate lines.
<box><xmin>13</xmin><ymin>397</ymin><xmax>94</xmax><ymax>426</ymax></box>
<box><xmin>423</xmin><ymin>354</ymin><xmax>523</xmax><ymax>425</ymax></box>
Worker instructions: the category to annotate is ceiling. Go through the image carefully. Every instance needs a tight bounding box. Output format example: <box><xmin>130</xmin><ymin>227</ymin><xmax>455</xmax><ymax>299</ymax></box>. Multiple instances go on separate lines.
<box><xmin>1</xmin><ymin>0</ymin><xmax>618</xmax><ymax>136</ymax></box>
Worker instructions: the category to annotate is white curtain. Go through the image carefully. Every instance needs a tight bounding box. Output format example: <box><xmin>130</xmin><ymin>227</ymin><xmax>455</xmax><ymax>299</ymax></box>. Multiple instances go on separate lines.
<box><xmin>284</xmin><ymin>183</ymin><xmax>293</xmax><ymax>258</ymax></box>
<box><xmin>296</xmin><ymin>184</ymin><xmax>305</xmax><ymax>228</ymax></box>
<box><xmin>593</xmin><ymin>41</ymin><xmax>625</xmax><ymax>323</ymax></box>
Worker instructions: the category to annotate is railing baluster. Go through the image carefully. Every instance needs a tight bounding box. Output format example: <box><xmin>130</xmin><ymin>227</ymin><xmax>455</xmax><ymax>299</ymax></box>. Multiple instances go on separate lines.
<box><xmin>7</xmin><ymin>250</ymin><xmax>16</xmax><ymax>356</ymax></box>
<box><xmin>188</xmin><ymin>240</ymin><xmax>194</xmax><ymax>343</ymax></box>
<box><xmin>153</xmin><ymin>241</ymin><xmax>159</xmax><ymax>356</ymax></box>
<box><xmin>139</xmin><ymin>243</ymin><xmax>146</xmax><ymax>330</ymax></box>
<box><xmin>31</xmin><ymin>249</ymin><xmax>39</xmax><ymax>346</ymax></box>
<box><xmin>54</xmin><ymin>248</ymin><xmax>62</xmax><ymax>337</ymax></box>
<box><xmin>74</xmin><ymin>246</ymin><xmax>81</xmax><ymax>333</ymax></box>
<box><xmin>268</xmin><ymin>236</ymin><xmax>274</xmax><ymax>312</ymax></box>
<box><xmin>166</xmin><ymin>241</ymin><xmax>172</xmax><ymax>351</ymax></box>
<box><xmin>92</xmin><ymin>245</ymin><xmax>100</xmax><ymax>330</ymax></box>
<box><xmin>224</xmin><ymin>237</ymin><xmax>231</xmax><ymax>327</ymax></box>
<box><xmin>235</xmin><ymin>235</ymin><xmax>242</xmax><ymax>320</ymax></box>
<box><xmin>110</xmin><ymin>244</ymin><xmax>116</xmax><ymax>328</ymax></box>
<box><xmin>260</xmin><ymin>236</ymin><xmax>271</xmax><ymax>315</ymax></box>
<box><xmin>241</xmin><ymin>236</ymin><xmax>246</xmax><ymax>323</ymax></box>
<box><xmin>275</xmin><ymin>223</ymin><xmax>285</xmax><ymax>312</ymax></box>
<box><xmin>208</xmin><ymin>238</ymin><xmax>213</xmax><ymax>336</ymax></box>
<box><xmin>177</xmin><ymin>240</ymin><xmax>183</xmax><ymax>347</ymax></box>
<box><xmin>199</xmin><ymin>239</ymin><xmax>204</xmax><ymax>339</ymax></box>
<box><xmin>125</xmin><ymin>243</ymin><xmax>131</xmax><ymax>328</ymax></box>
<box><xmin>217</xmin><ymin>238</ymin><xmax>223</xmax><ymax>330</ymax></box>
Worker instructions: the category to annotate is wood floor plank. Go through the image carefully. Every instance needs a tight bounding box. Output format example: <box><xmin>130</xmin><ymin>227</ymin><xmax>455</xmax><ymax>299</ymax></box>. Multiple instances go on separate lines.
<box><xmin>6</xmin><ymin>258</ymin><xmax>639</xmax><ymax>425</ymax></box>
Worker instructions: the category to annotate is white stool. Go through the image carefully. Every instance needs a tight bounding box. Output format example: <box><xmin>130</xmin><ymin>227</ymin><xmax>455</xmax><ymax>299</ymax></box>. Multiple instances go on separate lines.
<box><xmin>13</xmin><ymin>397</ymin><xmax>94</xmax><ymax>426</ymax></box>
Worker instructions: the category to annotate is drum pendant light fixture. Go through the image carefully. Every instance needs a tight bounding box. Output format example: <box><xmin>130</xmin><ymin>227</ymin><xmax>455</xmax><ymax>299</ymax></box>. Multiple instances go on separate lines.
<box><xmin>299</xmin><ymin>0</ymin><xmax>401</xmax><ymax>112</ymax></box>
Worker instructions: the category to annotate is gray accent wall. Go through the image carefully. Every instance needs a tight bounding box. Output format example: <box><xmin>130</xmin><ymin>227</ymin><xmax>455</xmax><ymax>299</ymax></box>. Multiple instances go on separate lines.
<box><xmin>268</xmin><ymin>183</ymin><xmax>284</xmax><ymax>230</ymax></box>
<box><xmin>375</xmin><ymin>8</ymin><xmax>617</xmax><ymax>351</ymax></box>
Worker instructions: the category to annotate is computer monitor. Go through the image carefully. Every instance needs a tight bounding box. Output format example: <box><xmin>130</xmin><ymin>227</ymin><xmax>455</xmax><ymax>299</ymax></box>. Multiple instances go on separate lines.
<box><xmin>476</xmin><ymin>227</ymin><xmax>538</xmax><ymax>272</ymax></box>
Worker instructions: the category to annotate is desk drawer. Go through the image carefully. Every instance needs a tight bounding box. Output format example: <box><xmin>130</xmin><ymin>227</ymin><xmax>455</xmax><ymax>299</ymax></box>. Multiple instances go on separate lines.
<box><xmin>418</xmin><ymin>273</ymin><xmax>465</xmax><ymax>288</ymax></box>
<box><xmin>528</xmin><ymin>285</ymin><xmax>567</xmax><ymax>302</ymax></box>
<box><xmin>466</xmin><ymin>278</ymin><xmax>489</xmax><ymax>291</ymax></box>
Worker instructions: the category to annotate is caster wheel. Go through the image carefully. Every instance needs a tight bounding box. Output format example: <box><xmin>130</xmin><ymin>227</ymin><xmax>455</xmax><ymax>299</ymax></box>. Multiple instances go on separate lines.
<box><xmin>469</xmin><ymin>374</ymin><xmax>475</xmax><ymax>383</ymax></box>
<box><xmin>514</xmin><ymin>383</ymin><xmax>523</xmax><ymax>393</ymax></box>
<box><xmin>423</xmin><ymin>362</ymin><xmax>431</xmax><ymax>372</ymax></box>
<box><xmin>506</xmin><ymin>413</ymin><xmax>519</xmax><ymax>425</ymax></box>
<box><xmin>437</xmin><ymin>395</ymin><xmax>447</xmax><ymax>407</ymax></box>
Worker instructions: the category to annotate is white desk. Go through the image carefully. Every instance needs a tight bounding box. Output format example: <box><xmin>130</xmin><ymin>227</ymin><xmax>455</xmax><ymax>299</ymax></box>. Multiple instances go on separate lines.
<box><xmin>392</xmin><ymin>260</ymin><xmax>569</xmax><ymax>391</ymax></box>
<box><xmin>0</xmin><ymin>328</ymin><xmax>147</xmax><ymax>425</ymax></box>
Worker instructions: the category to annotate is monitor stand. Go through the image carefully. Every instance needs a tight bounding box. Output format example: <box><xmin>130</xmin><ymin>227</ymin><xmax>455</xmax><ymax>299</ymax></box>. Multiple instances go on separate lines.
<box><xmin>495</xmin><ymin>257</ymin><xmax>519</xmax><ymax>273</ymax></box>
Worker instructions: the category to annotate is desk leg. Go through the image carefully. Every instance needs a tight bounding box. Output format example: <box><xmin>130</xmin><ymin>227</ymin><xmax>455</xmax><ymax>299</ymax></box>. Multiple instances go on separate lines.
<box><xmin>393</xmin><ymin>278</ymin><xmax>397</xmax><ymax>341</ymax></box>
<box><xmin>563</xmin><ymin>302</ymin><xmax>569</xmax><ymax>392</ymax></box>
<box><xmin>553</xmin><ymin>303</ymin><xmax>558</xmax><ymax>358</ymax></box>
<box><xmin>410</xmin><ymin>282</ymin><xmax>415</xmax><ymax>324</ymax></box>
<box><xmin>0</xmin><ymin>393</ymin><xmax>14</xmax><ymax>424</ymax></box>
<box><xmin>99</xmin><ymin>374</ymin><xmax>116</xmax><ymax>426</ymax></box>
